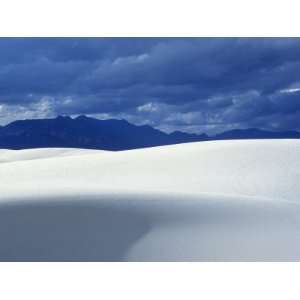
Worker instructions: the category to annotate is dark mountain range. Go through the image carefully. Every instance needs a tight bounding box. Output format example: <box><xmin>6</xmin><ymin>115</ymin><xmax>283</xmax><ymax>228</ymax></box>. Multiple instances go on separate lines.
<box><xmin>0</xmin><ymin>115</ymin><xmax>299</xmax><ymax>150</ymax></box>
<box><xmin>214</xmin><ymin>128</ymin><xmax>300</xmax><ymax>140</ymax></box>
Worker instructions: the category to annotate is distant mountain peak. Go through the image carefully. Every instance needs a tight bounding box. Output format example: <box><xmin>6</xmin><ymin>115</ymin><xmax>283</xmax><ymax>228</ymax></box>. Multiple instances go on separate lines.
<box><xmin>0</xmin><ymin>116</ymin><xmax>208</xmax><ymax>150</ymax></box>
<box><xmin>75</xmin><ymin>115</ymin><xmax>89</xmax><ymax>120</ymax></box>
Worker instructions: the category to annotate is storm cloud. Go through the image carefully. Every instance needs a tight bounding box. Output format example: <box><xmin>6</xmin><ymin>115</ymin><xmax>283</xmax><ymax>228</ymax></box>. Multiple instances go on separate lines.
<box><xmin>1</xmin><ymin>37</ymin><xmax>300</xmax><ymax>133</ymax></box>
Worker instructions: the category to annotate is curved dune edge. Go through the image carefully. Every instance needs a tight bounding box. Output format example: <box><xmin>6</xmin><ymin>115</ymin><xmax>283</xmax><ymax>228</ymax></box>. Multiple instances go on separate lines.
<box><xmin>1</xmin><ymin>140</ymin><xmax>300</xmax><ymax>261</ymax></box>
<box><xmin>1</xmin><ymin>191</ymin><xmax>300</xmax><ymax>261</ymax></box>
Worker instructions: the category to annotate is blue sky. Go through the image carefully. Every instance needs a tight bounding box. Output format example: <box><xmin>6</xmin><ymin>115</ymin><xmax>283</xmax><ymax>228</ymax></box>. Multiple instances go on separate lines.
<box><xmin>1</xmin><ymin>37</ymin><xmax>300</xmax><ymax>133</ymax></box>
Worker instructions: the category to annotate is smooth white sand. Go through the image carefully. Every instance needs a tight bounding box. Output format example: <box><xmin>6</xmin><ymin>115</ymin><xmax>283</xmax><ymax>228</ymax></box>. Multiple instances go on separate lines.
<box><xmin>0</xmin><ymin>140</ymin><xmax>300</xmax><ymax>261</ymax></box>
<box><xmin>0</xmin><ymin>147</ymin><xmax>102</xmax><ymax>163</ymax></box>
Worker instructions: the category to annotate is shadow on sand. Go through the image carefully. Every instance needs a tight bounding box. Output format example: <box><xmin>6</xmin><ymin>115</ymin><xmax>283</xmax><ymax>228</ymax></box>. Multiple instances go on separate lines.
<box><xmin>0</xmin><ymin>198</ymin><xmax>151</xmax><ymax>261</ymax></box>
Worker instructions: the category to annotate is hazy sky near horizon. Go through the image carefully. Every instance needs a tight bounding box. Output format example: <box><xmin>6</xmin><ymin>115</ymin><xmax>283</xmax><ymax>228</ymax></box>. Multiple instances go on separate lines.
<box><xmin>1</xmin><ymin>37</ymin><xmax>300</xmax><ymax>133</ymax></box>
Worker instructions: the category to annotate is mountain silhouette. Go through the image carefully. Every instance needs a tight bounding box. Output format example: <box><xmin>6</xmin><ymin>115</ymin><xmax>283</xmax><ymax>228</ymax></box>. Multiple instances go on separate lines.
<box><xmin>0</xmin><ymin>115</ymin><xmax>299</xmax><ymax>150</ymax></box>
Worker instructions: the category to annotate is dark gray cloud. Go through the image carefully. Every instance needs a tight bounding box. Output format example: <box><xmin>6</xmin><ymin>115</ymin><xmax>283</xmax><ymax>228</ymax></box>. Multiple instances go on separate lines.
<box><xmin>1</xmin><ymin>37</ymin><xmax>300</xmax><ymax>133</ymax></box>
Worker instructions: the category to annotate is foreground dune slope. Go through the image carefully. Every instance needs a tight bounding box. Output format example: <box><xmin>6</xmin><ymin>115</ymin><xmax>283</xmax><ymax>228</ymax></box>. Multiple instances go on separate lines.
<box><xmin>0</xmin><ymin>140</ymin><xmax>300</xmax><ymax>261</ymax></box>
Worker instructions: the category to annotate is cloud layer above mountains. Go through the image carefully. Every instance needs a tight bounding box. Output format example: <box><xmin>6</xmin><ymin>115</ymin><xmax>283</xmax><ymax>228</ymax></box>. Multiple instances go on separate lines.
<box><xmin>1</xmin><ymin>38</ymin><xmax>300</xmax><ymax>133</ymax></box>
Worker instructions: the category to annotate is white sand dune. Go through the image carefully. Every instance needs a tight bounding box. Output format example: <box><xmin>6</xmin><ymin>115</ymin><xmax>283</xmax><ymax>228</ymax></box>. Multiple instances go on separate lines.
<box><xmin>0</xmin><ymin>140</ymin><xmax>300</xmax><ymax>261</ymax></box>
<box><xmin>0</xmin><ymin>148</ymin><xmax>102</xmax><ymax>164</ymax></box>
